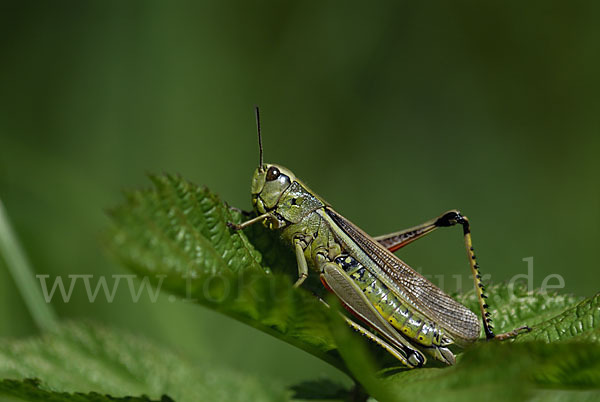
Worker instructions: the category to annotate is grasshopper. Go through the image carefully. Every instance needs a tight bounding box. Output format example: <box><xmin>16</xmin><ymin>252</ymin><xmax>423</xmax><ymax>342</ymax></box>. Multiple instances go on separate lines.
<box><xmin>229</xmin><ymin>107</ymin><xmax>530</xmax><ymax>368</ymax></box>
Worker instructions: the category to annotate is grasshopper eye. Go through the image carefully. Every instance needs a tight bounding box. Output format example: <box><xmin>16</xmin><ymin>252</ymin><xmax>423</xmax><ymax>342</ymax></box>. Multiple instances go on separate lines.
<box><xmin>266</xmin><ymin>166</ymin><xmax>280</xmax><ymax>181</ymax></box>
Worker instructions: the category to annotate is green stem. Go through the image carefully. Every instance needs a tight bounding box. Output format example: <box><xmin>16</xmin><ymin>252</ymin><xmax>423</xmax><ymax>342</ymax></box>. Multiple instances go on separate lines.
<box><xmin>0</xmin><ymin>197</ymin><xmax>57</xmax><ymax>331</ymax></box>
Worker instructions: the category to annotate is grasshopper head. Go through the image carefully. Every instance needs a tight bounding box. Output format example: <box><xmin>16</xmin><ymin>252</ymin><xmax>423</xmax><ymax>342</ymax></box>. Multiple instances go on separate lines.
<box><xmin>251</xmin><ymin>163</ymin><xmax>295</xmax><ymax>213</ymax></box>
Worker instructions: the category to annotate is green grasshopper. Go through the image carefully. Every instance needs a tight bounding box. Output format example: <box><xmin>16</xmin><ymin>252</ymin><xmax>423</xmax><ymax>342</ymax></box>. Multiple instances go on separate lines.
<box><xmin>229</xmin><ymin>107</ymin><xmax>529</xmax><ymax>368</ymax></box>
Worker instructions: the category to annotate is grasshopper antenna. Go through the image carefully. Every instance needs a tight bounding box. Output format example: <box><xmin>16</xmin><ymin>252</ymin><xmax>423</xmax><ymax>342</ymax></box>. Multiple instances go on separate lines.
<box><xmin>255</xmin><ymin>105</ymin><xmax>264</xmax><ymax>172</ymax></box>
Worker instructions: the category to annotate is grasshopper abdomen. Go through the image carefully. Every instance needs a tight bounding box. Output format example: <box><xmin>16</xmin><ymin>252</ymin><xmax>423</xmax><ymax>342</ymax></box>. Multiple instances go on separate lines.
<box><xmin>334</xmin><ymin>254</ymin><xmax>448</xmax><ymax>349</ymax></box>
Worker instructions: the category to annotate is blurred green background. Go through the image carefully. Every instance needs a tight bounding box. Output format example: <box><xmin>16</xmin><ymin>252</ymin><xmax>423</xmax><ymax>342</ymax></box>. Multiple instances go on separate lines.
<box><xmin>1</xmin><ymin>0</ymin><xmax>598</xmax><ymax>390</ymax></box>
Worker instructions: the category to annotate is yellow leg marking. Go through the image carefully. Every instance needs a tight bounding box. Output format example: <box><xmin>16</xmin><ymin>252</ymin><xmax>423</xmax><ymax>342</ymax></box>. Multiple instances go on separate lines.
<box><xmin>462</xmin><ymin>220</ymin><xmax>494</xmax><ymax>338</ymax></box>
<box><xmin>462</xmin><ymin>215</ymin><xmax>531</xmax><ymax>340</ymax></box>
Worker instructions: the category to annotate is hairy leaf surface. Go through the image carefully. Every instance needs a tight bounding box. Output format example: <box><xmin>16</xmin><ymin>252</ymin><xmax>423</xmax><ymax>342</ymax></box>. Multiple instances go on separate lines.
<box><xmin>0</xmin><ymin>322</ymin><xmax>285</xmax><ymax>402</ymax></box>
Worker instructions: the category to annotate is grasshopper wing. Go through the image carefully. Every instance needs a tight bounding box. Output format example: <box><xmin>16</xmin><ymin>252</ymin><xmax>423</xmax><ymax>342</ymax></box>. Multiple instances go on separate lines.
<box><xmin>324</xmin><ymin>208</ymin><xmax>481</xmax><ymax>344</ymax></box>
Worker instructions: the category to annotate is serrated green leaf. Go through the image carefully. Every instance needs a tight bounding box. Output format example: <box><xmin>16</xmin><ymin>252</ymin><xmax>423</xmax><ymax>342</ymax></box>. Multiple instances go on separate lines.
<box><xmin>515</xmin><ymin>293</ymin><xmax>600</xmax><ymax>343</ymax></box>
<box><xmin>0</xmin><ymin>321</ymin><xmax>286</xmax><ymax>402</ymax></box>
<box><xmin>455</xmin><ymin>283</ymin><xmax>583</xmax><ymax>336</ymax></box>
<box><xmin>106</xmin><ymin>175</ymin><xmax>343</xmax><ymax>372</ymax></box>
<box><xmin>0</xmin><ymin>378</ymin><xmax>166</xmax><ymax>402</ymax></box>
